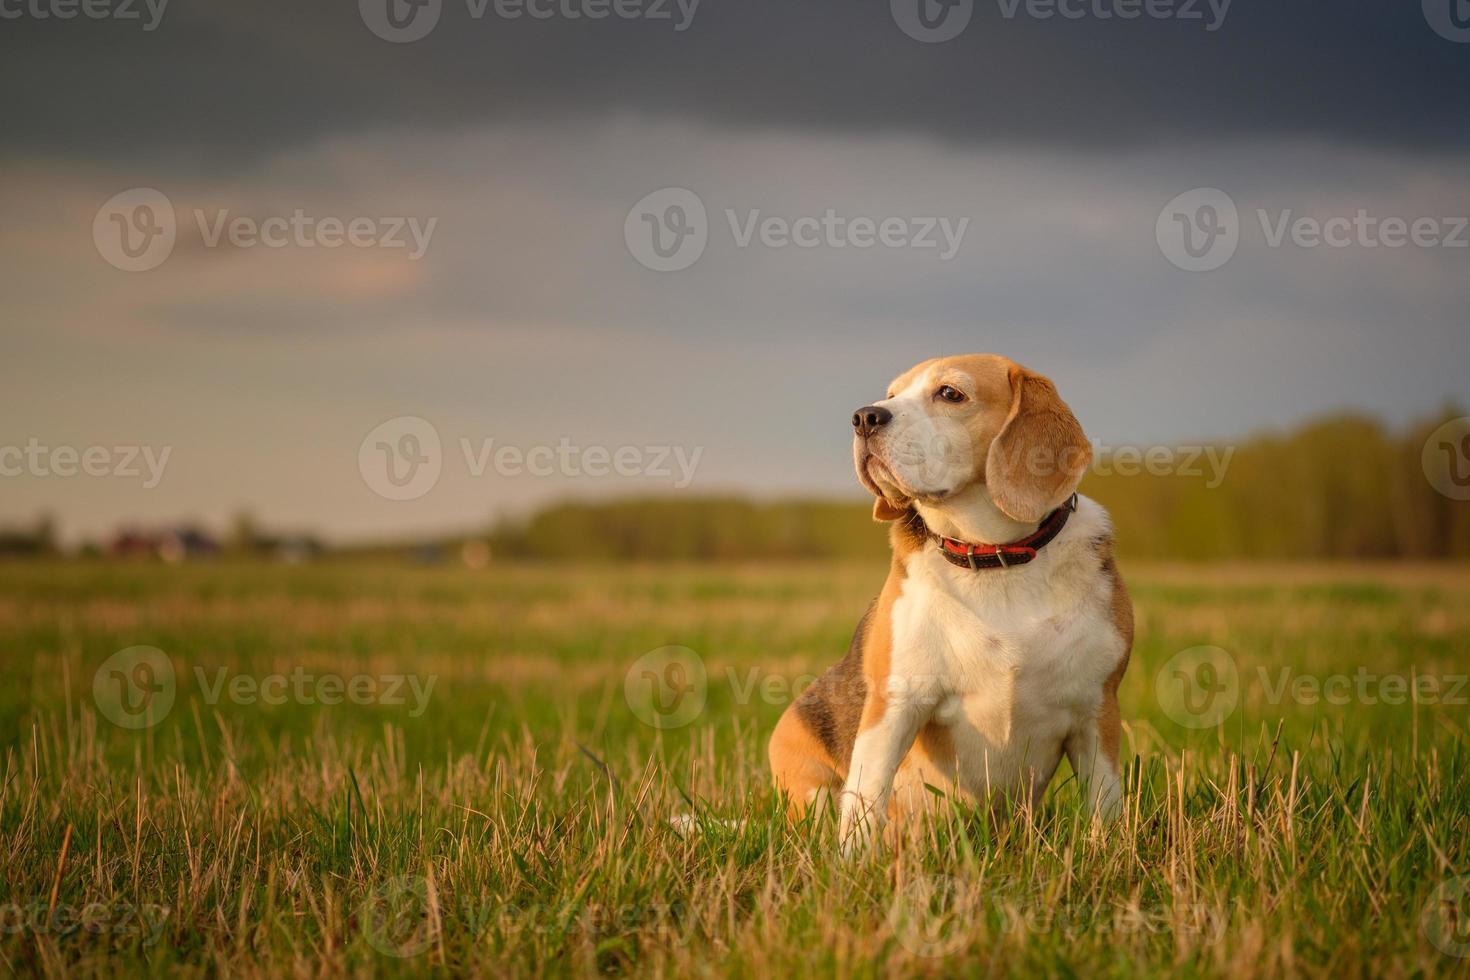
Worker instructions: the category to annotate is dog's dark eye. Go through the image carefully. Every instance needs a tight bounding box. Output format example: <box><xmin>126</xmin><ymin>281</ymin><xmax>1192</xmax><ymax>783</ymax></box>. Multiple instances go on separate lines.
<box><xmin>936</xmin><ymin>385</ymin><xmax>965</xmax><ymax>403</ymax></box>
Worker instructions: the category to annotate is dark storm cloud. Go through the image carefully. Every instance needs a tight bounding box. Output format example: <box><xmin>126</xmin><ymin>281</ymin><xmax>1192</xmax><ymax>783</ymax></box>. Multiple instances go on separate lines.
<box><xmin>2</xmin><ymin>0</ymin><xmax>1466</xmax><ymax>166</ymax></box>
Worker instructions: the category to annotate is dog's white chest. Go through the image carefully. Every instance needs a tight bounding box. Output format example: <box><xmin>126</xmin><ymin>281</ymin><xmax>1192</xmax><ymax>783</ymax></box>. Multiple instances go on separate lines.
<box><xmin>888</xmin><ymin>540</ymin><xmax>1121</xmax><ymax>799</ymax></box>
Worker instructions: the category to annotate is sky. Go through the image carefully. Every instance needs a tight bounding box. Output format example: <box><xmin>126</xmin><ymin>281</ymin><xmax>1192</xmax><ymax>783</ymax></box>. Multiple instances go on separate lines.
<box><xmin>2</xmin><ymin>0</ymin><xmax>1468</xmax><ymax>543</ymax></box>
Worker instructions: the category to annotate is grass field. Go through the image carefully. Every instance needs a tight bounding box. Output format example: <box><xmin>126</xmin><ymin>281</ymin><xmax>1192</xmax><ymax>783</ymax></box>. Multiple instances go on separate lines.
<box><xmin>3</xmin><ymin>560</ymin><xmax>1470</xmax><ymax>977</ymax></box>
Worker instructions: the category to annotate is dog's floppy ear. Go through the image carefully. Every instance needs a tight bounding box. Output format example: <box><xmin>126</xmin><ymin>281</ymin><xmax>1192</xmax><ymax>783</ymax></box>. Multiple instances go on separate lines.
<box><xmin>984</xmin><ymin>366</ymin><xmax>1091</xmax><ymax>523</ymax></box>
<box><xmin>872</xmin><ymin>497</ymin><xmax>909</xmax><ymax>522</ymax></box>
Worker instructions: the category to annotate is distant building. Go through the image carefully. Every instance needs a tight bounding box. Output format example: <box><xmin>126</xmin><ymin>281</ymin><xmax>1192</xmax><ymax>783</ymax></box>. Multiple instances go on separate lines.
<box><xmin>107</xmin><ymin>529</ymin><xmax>157</xmax><ymax>559</ymax></box>
<box><xmin>108</xmin><ymin>526</ymin><xmax>220</xmax><ymax>562</ymax></box>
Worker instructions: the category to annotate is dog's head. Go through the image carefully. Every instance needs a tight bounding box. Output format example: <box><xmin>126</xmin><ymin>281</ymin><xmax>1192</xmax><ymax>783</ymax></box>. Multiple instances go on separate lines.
<box><xmin>852</xmin><ymin>354</ymin><xmax>1091</xmax><ymax>525</ymax></box>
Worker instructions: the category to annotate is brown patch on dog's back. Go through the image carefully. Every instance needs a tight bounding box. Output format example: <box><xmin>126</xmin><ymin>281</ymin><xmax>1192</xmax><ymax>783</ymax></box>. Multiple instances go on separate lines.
<box><xmin>793</xmin><ymin>608</ymin><xmax>871</xmax><ymax>771</ymax></box>
<box><xmin>770</xmin><ymin>542</ymin><xmax>915</xmax><ymax>814</ymax></box>
<box><xmin>772</xmin><ymin>528</ymin><xmax>918</xmax><ymax>815</ymax></box>
<box><xmin>770</xmin><ymin>610</ymin><xmax>879</xmax><ymax>815</ymax></box>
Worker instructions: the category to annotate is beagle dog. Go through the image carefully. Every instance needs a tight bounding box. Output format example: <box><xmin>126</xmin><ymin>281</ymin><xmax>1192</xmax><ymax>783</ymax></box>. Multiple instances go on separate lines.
<box><xmin>767</xmin><ymin>354</ymin><xmax>1132</xmax><ymax>847</ymax></box>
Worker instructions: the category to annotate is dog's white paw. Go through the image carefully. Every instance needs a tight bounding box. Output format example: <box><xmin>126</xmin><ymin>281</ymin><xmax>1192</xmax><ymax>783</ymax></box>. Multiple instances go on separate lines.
<box><xmin>669</xmin><ymin>813</ymin><xmax>745</xmax><ymax>837</ymax></box>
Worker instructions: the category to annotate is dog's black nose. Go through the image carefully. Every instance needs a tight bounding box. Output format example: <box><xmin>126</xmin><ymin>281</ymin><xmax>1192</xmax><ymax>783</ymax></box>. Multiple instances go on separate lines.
<box><xmin>852</xmin><ymin>405</ymin><xmax>892</xmax><ymax>437</ymax></box>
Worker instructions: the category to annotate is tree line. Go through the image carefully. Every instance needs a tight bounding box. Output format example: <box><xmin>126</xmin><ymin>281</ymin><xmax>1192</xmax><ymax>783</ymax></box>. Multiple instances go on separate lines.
<box><xmin>482</xmin><ymin>411</ymin><xmax>1470</xmax><ymax>562</ymax></box>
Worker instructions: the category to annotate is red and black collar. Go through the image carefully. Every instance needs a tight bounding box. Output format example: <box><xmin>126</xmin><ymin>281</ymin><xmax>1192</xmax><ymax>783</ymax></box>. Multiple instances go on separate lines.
<box><xmin>930</xmin><ymin>494</ymin><xmax>1077</xmax><ymax>571</ymax></box>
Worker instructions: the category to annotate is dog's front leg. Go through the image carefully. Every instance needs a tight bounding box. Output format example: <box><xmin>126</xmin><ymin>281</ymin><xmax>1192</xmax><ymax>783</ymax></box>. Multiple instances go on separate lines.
<box><xmin>1064</xmin><ymin>722</ymin><xmax>1122</xmax><ymax>823</ymax></box>
<box><xmin>838</xmin><ymin>689</ymin><xmax>928</xmax><ymax>853</ymax></box>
